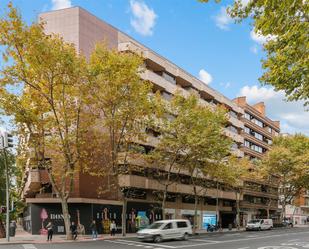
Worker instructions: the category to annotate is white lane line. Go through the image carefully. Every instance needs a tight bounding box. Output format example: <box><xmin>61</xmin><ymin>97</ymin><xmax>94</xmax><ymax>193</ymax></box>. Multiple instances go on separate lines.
<box><xmin>174</xmin><ymin>231</ymin><xmax>309</xmax><ymax>248</ymax></box>
<box><xmin>237</xmin><ymin>247</ymin><xmax>250</xmax><ymax>249</ymax></box>
<box><xmin>22</xmin><ymin>245</ymin><xmax>37</xmax><ymax>249</ymax></box>
<box><xmin>109</xmin><ymin>239</ymin><xmax>177</xmax><ymax>248</ymax></box>
<box><xmin>190</xmin><ymin>239</ymin><xmax>220</xmax><ymax>243</ymax></box>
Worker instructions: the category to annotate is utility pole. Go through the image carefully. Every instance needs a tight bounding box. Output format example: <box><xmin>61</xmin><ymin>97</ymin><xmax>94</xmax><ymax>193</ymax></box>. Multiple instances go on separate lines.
<box><xmin>3</xmin><ymin>148</ymin><xmax>9</xmax><ymax>242</ymax></box>
<box><xmin>0</xmin><ymin>130</ymin><xmax>13</xmax><ymax>242</ymax></box>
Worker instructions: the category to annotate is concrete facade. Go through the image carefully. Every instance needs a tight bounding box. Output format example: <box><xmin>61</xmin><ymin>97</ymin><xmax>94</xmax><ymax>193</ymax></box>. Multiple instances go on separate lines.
<box><xmin>21</xmin><ymin>7</ymin><xmax>280</xmax><ymax>234</ymax></box>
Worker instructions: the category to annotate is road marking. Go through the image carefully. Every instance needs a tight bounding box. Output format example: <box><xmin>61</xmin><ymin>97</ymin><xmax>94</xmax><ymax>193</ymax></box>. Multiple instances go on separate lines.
<box><xmin>237</xmin><ymin>247</ymin><xmax>250</xmax><ymax>249</ymax></box>
<box><xmin>190</xmin><ymin>239</ymin><xmax>219</xmax><ymax>243</ymax></box>
<box><xmin>22</xmin><ymin>245</ymin><xmax>37</xmax><ymax>249</ymax></box>
<box><xmin>173</xmin><ymin>231</ymin><xmax>309</xmax><ymax>248</ymax></box>
<box><xmin>107</xmin><ymin>239</ymin><xmax>176</xmax><ymax>248</ymax></box>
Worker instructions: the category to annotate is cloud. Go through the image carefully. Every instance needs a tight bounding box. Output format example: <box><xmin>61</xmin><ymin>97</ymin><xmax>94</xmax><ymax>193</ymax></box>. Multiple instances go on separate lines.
<box><xmin>238</xmin><ymin>85</ymin><xmax>309</xmax><ymax>135</ymax></box>
<box><xmin>130</xmin><ymin>0</ymin><xmax>157</xmax><ymax>36</ymax></box>
<box><xmin>199</xmin><ymin>69</ymin><xmax>213</xmax><ymax>85</ymax></box>
<box><xmin>51</xmin><ymin>0</ymin><xmax>71</xmax><ymax>10</ymax></box>
<box><xmin>250</xmin><ymin>30</ymin><xmax>276</xmax><ymax>44</ymax></box>
<box><xmin>250</xmin><ymin>45</ymin><xmax>258</xmax><ymax>54</ymax></box>
<box><xmin>214</xmin><ymin>6</ymin><xmax>233</xmax><ymax>30</ymax></box>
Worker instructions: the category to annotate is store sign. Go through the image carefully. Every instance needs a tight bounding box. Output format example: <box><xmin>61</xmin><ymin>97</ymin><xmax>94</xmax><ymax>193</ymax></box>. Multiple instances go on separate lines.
<box><xmin>202</xmin><ymin>213</ymin><xmax>217</xmax><ymax>229</ymax></box>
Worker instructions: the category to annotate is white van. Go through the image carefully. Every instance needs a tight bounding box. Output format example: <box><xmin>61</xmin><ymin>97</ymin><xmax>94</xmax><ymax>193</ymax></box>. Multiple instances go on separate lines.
<box><xmin>137</xmin><ymin>219</ymin><xmax>192</xmax><ymax>243</ymax></box>
<box><xmin>246</xmin><ymin>219</ymin><xmax>273</xmax><ymax>231</ymax></box>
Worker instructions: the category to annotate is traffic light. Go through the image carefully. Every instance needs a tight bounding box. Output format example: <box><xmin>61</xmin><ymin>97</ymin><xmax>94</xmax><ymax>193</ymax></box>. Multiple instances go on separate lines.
<box><xmin>3</xmin><ymin>132</ymin><xmax>13</xmax><ymax>148</ymax></box>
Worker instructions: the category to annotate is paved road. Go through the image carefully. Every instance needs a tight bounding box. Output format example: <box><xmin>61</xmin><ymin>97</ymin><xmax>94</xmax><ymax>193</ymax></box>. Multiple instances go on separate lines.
<box><xmin>2</xmin><ymin>228</ymin><xmax>309</xmax><ymax>249</ymax></box>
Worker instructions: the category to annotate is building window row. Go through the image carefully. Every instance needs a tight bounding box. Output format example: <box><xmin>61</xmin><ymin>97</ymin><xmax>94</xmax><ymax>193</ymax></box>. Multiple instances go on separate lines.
<box><xmin>244</xmin><ymin>126</ymin><xmax>273</xmax><ymax>145</ymax></box>
<box><xmin>244</xmin><ymin>112</ymin><xmax>279</xmax><ymax>135</ymax></box>
<box><xmin>244</xmin><ymin>140</ymin><xmax>267</xmax><ymax>153</ymax></box>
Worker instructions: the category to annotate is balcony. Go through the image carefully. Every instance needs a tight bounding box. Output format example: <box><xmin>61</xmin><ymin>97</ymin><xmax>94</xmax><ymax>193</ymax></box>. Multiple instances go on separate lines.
<box><xmin>118</xmin><ymin>174</ymin><xmax>241</xmax><ymax>201</ymax></box>
<box><xmin>228</xmin><ymin>115</ymin><xmax>244</xmax><ymax>129</ymax></box>
<box><xmin>224</xmin><ymin>129</ymin><xmax>244</xmax><ymax>144</ymax></box>
<box><xmin>242</xmin><ymin>188</ymin><xmax>278</xmax><ymax>199</ymax></box>
<box><xmin>240</xmin><ymin>201</ymin><xmax>278</xmax><ymax>210</ymax></box>
<box><xmin>241</xmin><ymin>146</ymin><xmax>264</xmax><ymax>159</ymax></box>
<box><xmin>118</xmin><ymin>42</ymin><xmax>243</xmax><ymax>115</ymax></box>
<box><xmin>242</xmin><ymin>132</ymin><xmax>271</xmax><ymax>150</ymax></box>
<box><xmin>23</xmin><ymin>169</ymin><xmax>41</xmax><ymax>197</ymax></box>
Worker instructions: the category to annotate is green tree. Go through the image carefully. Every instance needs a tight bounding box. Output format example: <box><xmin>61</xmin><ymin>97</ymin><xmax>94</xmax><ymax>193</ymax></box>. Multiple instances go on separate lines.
<box><xmin>260</xmin><ymin>134</ymin><xmax>309</xmax><ymax>220</ymax></box>
<box><xmin>0</xmin><ymin>5</ymin><xmax>88</xmax><ymax>239</ymax></box>
<box><xmin>150</xmin><ymin>94</ymin><xmax>232</xmax><ymax>233</ymax></box>
<box><xmin>86</xmin><ymin>44</ymin><xmax>152</xmax><ymax>236</ymax></box>
<box><xmin>200</xmin><ymin>0</ymin><xmax>309</xmax><ymax>105</ymax></box>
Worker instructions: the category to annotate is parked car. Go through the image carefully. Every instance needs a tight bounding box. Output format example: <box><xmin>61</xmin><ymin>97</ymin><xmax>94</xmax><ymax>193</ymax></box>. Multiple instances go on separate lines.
<box><xmin>137</xmin><ymin>219</ymin><xmax>192</xmax><ymax>243</ymax></box>
<box><xmin>246</xmin><ymin>219</ymin><xmax>273</xmax><ymax>231</ymax></box>
<box><xmin>282</xmin><ymin>220</ymin><xmax>293</xmax><ymax>228</ymax></box>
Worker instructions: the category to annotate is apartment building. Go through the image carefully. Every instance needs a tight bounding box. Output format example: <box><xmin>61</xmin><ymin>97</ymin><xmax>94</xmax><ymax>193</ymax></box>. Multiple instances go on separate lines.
<box><xmin>233</xmin><ymin>97</ymin><xmax>280</xmax><ymax>224</ymax></box>
<box><xmin>284</xmin><ymin>190</ymin><xmax>309</xmax><ymax>225</ymax></box>
<box><xmin>21</xmin><ymin>7</ymin><xmax>277</xmax><ymax>234</ymax></box>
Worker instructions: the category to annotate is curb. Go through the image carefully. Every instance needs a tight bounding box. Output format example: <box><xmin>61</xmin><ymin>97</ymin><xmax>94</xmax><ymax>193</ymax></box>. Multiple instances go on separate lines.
<box><xmin>0</xmin><ymin>226</ymin><xmax>300</xmax><ymax>245</ymax></box>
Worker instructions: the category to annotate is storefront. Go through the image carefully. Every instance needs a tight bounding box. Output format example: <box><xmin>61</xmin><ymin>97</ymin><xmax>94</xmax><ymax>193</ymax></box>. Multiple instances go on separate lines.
<box><xmin>24</xmin><ymin>201</ymin><xmax>162</xmax><ymax>235</ymax></box>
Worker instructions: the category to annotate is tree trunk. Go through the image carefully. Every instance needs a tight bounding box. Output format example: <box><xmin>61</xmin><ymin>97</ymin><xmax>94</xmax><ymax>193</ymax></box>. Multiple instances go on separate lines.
<box><xmin>235</xmin><ymin>190</ymin><xmax>240</xmax><ymax>230</ymax></box>
<box><xmin>281</xmin><ymin>201</ymin><xmax>286</xmax><ymax>222</ymax></box>
<box><xmin>60</xmin><ymin>198</ymin><xmax>72</xmax><ymax>240</ymax></box>
<box><xmin>266</xmin><ymin>198</ymin><xmax>271</xmax><ymax>219</ymax></box>
<box><xmin>193</xmin><ymin>186</ymin><xmax>198</xmax><ymax>234</ymax></box>
<box><xmin>161</xmin><ymin>185</ymin><xmax>168</xmax><ymax>219</ymax></box>
<box><xmin>122</xmin><ymin>195</ymin><xmax>127</xmax><ymax>236</ymax></box>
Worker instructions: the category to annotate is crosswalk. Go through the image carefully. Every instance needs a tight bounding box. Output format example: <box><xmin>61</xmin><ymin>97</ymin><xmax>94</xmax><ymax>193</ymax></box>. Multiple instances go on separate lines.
<box><xmin>22</xmin><ymin>245</ymin><xmax>37</xmax><ymax>249</ymax></box>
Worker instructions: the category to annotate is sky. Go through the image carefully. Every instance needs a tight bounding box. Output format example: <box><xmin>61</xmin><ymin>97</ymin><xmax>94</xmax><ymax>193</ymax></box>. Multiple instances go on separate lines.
<box><xmin>0</xmin><ymin>0</ymin><xmax>308</xmax><ymax>135</ymax></box>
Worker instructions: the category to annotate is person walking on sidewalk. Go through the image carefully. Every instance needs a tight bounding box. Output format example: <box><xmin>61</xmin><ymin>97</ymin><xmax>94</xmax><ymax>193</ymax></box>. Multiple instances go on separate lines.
<box><xmin>70</xmin><ymin>221</ymin><xmax>78</xmax><ymax>240</ymax></box>
<box><xmin>46</xmin><ymin>221</ymin><xmax>53</xmax><ymax>242</ymax></box>
<box><xmin>90</xmin><ymin>220</ymin><xmax>98</xmax><ymax>240</ymax></box>
<box><xmin>110</xmin><ymin>220</ymin><xmax>116</xmax><ymax>236</ymax></box>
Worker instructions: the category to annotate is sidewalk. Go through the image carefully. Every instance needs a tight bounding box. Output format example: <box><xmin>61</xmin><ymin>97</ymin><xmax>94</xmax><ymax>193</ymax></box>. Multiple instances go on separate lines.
<box><xmin>1</xmin><ymin>225</ymin><xmax>305</xmax><ymax>245</ymax></box>
<box><xmin>0</xmin><ymin>226</ymin><xmax>136</xmax><ymax>245</ymax></box>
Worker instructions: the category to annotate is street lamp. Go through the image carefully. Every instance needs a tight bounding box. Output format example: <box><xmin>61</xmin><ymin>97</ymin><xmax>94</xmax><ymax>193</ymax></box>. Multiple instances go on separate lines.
<box><xmin>0</xmin><ymin>129</ymin><xmax>13</xmax><ymax>242</ymax></box>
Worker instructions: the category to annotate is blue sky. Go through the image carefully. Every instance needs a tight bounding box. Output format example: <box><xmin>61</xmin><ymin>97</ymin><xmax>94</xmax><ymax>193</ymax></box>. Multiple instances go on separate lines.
<box><xmin>1</xmin><ymin>0</ymin><xmax>309</xmax><ymax>135</ymax></box>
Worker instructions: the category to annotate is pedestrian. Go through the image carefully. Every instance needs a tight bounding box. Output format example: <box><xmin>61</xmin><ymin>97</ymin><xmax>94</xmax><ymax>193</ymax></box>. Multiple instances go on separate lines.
<box><xmin>46</xmin><ymin>221</ymin><xmax>53</xmax><ymax>242</ymax></box>
<box><xmin>110</xmin><ymin>220</ymin><xmax>116</xmax><ymax>236</ymax></box>
<box><xmin>90</xmin><ymin>220</ymin><xmax>98</xmax><ymax>240</ymax></box>
<box><xmin>70</xmin><ymin>221</ymin><xmax>78</xmax><ymax>240</ymax></box>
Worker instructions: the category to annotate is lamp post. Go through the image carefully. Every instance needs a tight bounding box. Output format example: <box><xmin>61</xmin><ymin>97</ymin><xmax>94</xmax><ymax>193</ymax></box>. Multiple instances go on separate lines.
<box><xmin>0</xmin><ymin>130</ymin><xmax>13</xmax><ymax>242</ymax></box>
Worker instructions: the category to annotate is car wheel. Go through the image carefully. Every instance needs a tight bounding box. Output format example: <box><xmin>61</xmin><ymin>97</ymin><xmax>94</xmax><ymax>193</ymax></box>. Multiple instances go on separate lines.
<box><xmin>258</xmin><ymin>227</ymin><xmax>261</xmax><ymax>231</ymax></box>
<box><xmin>153</xmin><ymin>235</ymin><xmax>162</xmax><ymax>243</ymax></box>
<box><xmin>182</xmin><ymin>233</ymin><xmax>189</xmax><ymax>241</ymax></box>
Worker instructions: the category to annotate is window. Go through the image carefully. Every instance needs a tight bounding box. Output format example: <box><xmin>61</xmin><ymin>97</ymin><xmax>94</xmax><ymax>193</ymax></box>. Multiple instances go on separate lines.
<box><xmin>252</xmin><ymin>118</ymin><xmax>263</xmax><ymax>127</ymax></box>
<box><xmin>227</xmin><ymin>125</ymin><xmax>238</xmax><ymax>133</ymax></box>
<box><xmin>177</xmin><ymin>222</ymin><xmax>188</xmax><ymax>228</ymax></box>
<box><xmin>254</xmin><ymin>132</ymin><xmax>263</xmax><ymax>140</ymax></box>
<box><xmin>244</xmin><ymin>127</ymin><xmax>250</xmax><ymax>134</ymax></box>
<box><xmin>229</xmin><ymin>110</ymin><xmax>238</xmax><ymax>119</ymax></box>
<box><xmin>162</xmin><ymin>72</ymin><xmax>176</xmax><ymax>85</ymax></box>
<box><xmin>244</xmin><ymin>140</ymin><xmax>250</xmax><ymax>148</ymax></box>
<box><xmin>244</xmin><ymin>113</ymin><xmax>251</xmax><ymax>120</ymax></box>
<box><xmin>163</xmin><ymin>223</ymin><xmax>173</xmax><ymax>230</ymax></box>
<box><xmin>268</xmin><ymin>127</ymin><xmax>272</xmax><ymax>133</ymax></box>
<box><xmin>161</xmin><ymin>91</ymin><xmax>172</xmax><ymax>101</ymax></box>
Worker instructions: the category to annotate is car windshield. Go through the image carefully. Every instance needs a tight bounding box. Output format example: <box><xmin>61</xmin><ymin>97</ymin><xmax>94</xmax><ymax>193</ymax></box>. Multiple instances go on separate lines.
<box><xmin>248</xmin><ymin>219</ymin><xmax>261</xmax><ymax>224</ymax></box>
<box><xmin>147</xmin><ymin>222</ymin><xmax>164</xmax><ymax>229</ymax></box>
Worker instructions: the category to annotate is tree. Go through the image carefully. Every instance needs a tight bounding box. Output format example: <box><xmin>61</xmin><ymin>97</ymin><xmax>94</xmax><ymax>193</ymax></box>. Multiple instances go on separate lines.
<box><xmin>0</xmin><ymin>5</ymin><xmax>88</xmax><ymax>239</ymax></box>
<box><xmin>150</xmin><ymin>94</ymin><xmax>232</xmax><ymax>233</ymax></box>
<box><xmin>85</xmin><ymin>44</ymin><xmax>152</xmax><ymax>236</ymax></box>
<box><xmin>200</xmin><ymin>0</ymin><xmax>309</xmax><ymax>105</ymax></box>
<box><xmin>259</xmin><ymin>134</ymin><xmax>309</xmax><ymax>221</ymax></box>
